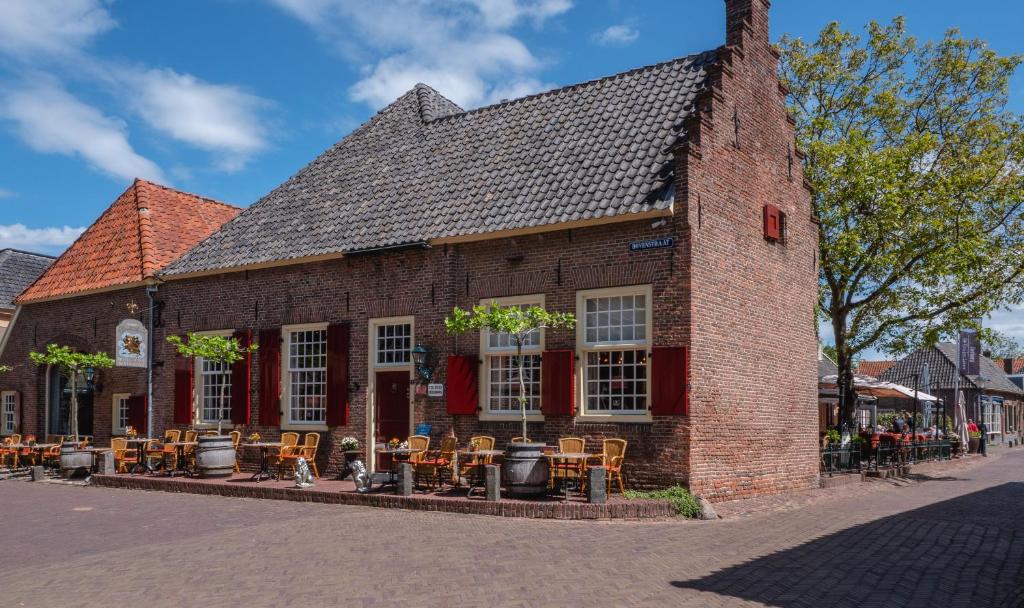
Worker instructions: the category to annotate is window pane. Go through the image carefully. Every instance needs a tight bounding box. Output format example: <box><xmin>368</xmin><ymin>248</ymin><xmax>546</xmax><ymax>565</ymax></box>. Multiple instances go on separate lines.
<box><xmin>486</xmin><ymin>354</ymin><xmax>541</xmax><ymax>412</ymax></box>
<box><xmin>376</xmin><ymin>323</ymin><xmax>412</xmax><ymax>365</ymax></box>
<box><xmin>584</xmin><ymin>349</ymin><xmax>648</xmax><ymax>413</ymax></box>
<box><xmin>288</xmin><ymin>329</ymin><xmax>327</xmax><ymax>423</ymax></box>
<box><xmin>582</xmin><ymin>293</ymin><xmax>648</xmax><ymax>345</ymax></box>
<box><xmin>199</xmin><ymin>356</ymin><xmax>233</xmax><ymax>423</ymax></box>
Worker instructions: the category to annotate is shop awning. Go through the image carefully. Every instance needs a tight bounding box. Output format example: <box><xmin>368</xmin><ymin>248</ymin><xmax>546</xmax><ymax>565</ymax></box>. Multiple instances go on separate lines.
<box><xmin>820</xmin><ymin>374</ymin><xmax>939</xmax><ymax>402</ymax></box>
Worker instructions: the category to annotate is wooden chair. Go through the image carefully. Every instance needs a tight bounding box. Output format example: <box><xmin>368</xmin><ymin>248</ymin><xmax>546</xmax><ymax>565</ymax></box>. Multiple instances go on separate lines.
<box><xmin>270</xmin><ymin>432</ymin><xmax>300</xmax><ymax>473</ymax></box>
<box><xmin>17</xmin><ymin>434</ymin><xmax>38</xmax><ymax>467</ymax></box>
<box><xmin>415</xmin><ymin>436</ymin><xmax>457</xmax><ymax>489</ymax></box>
<box><xmin>456</xmin><ymin>436</ymin><xmax>495</xmax><ymax>486</ymax></box>
<box><xmin>112</xmin><ymin>438</ymin><xmax>137</xmax><ymax>473</ymax></box>
<box><xmin>229</xmin><ymin>430</ymin><xmax>242</xmax><ymax>472</ymax></box>
<box><xmin>146</xmin><ymin>429</ymin><xmax>181</xmax><ymax>470</ymax></box>
<box><xmin>550</xmin><ymin>437</ymin><xmax>586</xmax><ymax>491</ymax></box>
<box><xmin>42</xmin><ymin>436</ymin><xmax>67</xmax><ymax>469</ymax></box>
<box><xmin>406</xmin><ymin>435</ymin><xmax>430</xmax><ymax>466</ymax></box>
<box><xmin>182</xmin><ymin>430</ymin><xmax>199</xmax><ymax>469</ymax></box>
<box><xmin>1</xmin><ymin>434</ymin><xmax>21</xmax><ymax>468</ymax></box>
<box><xmin>589</xmin><ymin>439</ymin><xmax>628</xmax><ymax>496</ymax></box>
<box><xmin>279</xmin><ymin>433</ymin><xmax>320</xmax><ymax>479</ymax></box>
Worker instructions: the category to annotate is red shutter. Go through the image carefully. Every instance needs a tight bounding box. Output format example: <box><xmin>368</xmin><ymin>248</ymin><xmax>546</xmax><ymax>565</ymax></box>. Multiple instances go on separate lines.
<box><xmin>127</xmin><ymin>394</ymin><xmax>148</xmax><ymax>435</ymax></box>
<box><xmin>173</xmin><ymin>334</ymin><xmax>193</xmax><ymax>425</ymax></box>
<box><xmin>541</xmin><ymin>350</ymin><xmax>575</xmax><ymax>416</ymax></box>
<box><xmin>326</xmin><ymin>323</ymin><xmax>350</xmax><ymax>427</ymax></box>
<box><xmin>651</xmin><ymin>346</ymin><xmax>689</xmax><ymax>416</ymax></box>
<box><xmin>230</xmin><ymin>329</ymin><xmax>252</xmax><ymax>425</ymax></box>
<box><xmin>763</xmin><ymin>204</ymin><xmax>781</xmax><ymax>241</ymax></box>
<box><xmin>446</xmin><ymin>355</ymin><xmax>478</xmax><ymax>415</ymax></box>
<box><xmin>259</xmin><ymin>328</ymin><xmax>281</xmax><ymax>427</ymax></box>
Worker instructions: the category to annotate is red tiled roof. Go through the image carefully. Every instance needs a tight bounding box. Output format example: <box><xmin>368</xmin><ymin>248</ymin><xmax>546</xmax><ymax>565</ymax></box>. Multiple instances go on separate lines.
<box><xmin>995</xmin><ymin>358</ymin><xmax>1024</xmax><ymax>375</ymax></box>
<box><xmin>857</xmin><ymin>360</ymin><xmax>895</xmax><ymax>378</ymax></box>
<box><xmin>17</xmin><ymin>179</ymin><xmax>240</xmax><ymax>303</ymax></box>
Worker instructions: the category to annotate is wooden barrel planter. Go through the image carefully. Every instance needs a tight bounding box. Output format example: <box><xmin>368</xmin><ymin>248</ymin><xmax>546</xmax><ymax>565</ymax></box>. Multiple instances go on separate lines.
<box><xmin>59</xmin><ymin>443</ymin><xmax>92</xmax><ymax>479</ymax></box>
<box><xmin>502</xmin><ymin>443</ymin><xmax>549</xmax><ymax>497</ymax></box>
<box><xmin>195</xmin><ymin>435</ymin><xmax>235</xmax><ymax>478</ymax></box>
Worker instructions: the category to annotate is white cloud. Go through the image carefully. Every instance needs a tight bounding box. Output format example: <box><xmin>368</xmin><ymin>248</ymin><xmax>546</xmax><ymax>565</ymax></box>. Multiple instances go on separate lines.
<box><xmin>592</xmin><ymin>24</ymin><xmax>639</xmax><ymax>46</ymax></box>
<box><xmin>0</xmin><ymin>223</ymin><xmax>85</xmax><ymax>253</ymax></box>
<box><xmin>127</xmin><ymin>69</ymin><xmax>270</xmax><ymax>172</ymax></box>
<box><xmin>0</xmin><ymin>188</ymin><xmax>15</xmax><ymax>199</ymax></box>
<box><xmin>269</xmin><ymin>0</ymin><xmax>572</xmax><ymax>109</ymax></box>
<box><xmin>988</xmin><ymin>305</ymin><xmax>1024</xmax><ymax>342</ymax></box>
<box><xmin>0</xmin><ymin>0</ymin><xmax>115</xmax><ymax>58</ymax></box>
<box><xmin>0</xmin><ymin>76</ymin><xmax>165</xmax><ymax>182</ymax></box>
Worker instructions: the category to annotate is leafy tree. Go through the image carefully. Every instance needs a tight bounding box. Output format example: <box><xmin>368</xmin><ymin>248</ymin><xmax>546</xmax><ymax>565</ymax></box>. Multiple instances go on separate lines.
<box><xmin>445</xmin><ymin>303</ymin><xmax>575</xmax><ymax>441</ymax></box>
<box><xmin>29</xmin><ymin>345</ymin><xmax>114</xmax><ymax>440</ymax></box>
<box><xmin>167</xmin><ymin>333</ymin><xmax>258</xmax><ymax>430</ymax></box>
<box><xmin>780</xmin><ymin>19</ymin><xmax>1024</xmax><ymax>423</ymax></box>
<box><xmin>982</xmin><ymin>330</ymin><xmax>1023</xmax><ymax>360</ymax></box>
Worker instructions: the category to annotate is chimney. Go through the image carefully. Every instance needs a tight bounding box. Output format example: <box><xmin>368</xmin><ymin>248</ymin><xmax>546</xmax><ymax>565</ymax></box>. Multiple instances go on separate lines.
<box><xmin>725</xmin><ymin>0</ymin><xmax>771</xmax><ymax>49</ymax></box>
<box><xmin>1005</xmin><ymin>358</ymin><xmax>1015</xmax><ymax>374</ymax></box>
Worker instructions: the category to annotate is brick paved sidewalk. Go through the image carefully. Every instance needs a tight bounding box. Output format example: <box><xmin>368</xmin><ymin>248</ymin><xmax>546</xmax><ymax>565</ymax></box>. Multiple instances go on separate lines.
<box><xmin>2</xmin><ymin>450</ymin><xmax>1022</xmax><ymax>607</ymax></box>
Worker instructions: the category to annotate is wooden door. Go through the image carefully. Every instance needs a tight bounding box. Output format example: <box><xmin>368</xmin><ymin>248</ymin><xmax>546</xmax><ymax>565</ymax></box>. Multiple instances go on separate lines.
<box><xmin>375</xmin><ymin>370</ymin><xmax>410</xmax><ymax>441</ymax></box>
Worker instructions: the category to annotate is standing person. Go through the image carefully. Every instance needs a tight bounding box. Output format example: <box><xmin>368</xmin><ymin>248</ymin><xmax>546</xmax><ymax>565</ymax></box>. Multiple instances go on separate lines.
<box><xmin>978</xmin><ymin>420</ymin><xmax>988</xmax><ymax>457</ymax></box>
<box><xmin>894</xmin><ymin>414</ymin><xmax>905</xmax><ymax>434</ymax></box>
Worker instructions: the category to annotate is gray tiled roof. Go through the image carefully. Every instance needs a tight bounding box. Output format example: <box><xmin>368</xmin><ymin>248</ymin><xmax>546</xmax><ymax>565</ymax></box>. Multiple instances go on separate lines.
<box><xmin>818</xmin><ymin>353</ymin><xmax>838</xmax><ymax>379</ymax></box>
<box><xmin>0</xmin><ymin>249</ymin><xmax>54</xmax><ymax>309</ymax></box>
<box><xmin>880</xmin><ymin>343</ymin><xmax>1024</xmax><ymax>397</ymax></box>
<box><xmin>164</xmin><ymin>52</ymin><xmax>716</xmax><ymax>275</ymax></box>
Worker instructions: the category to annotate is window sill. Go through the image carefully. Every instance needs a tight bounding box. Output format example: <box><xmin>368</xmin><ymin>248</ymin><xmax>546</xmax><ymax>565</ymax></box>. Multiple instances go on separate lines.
<box><xmin>281</xmin><ymin>422</ymin><xmax>330</xmax><ymax>432</ymax></box>
<box><xmin>575</xmin><ymin>412</ymin><xmax>653</xmax><ymax>424</ymax></box>
<box><xmin>194</xmin><ymin>422</ymin><xmax>236</xmax><ymax>430</ymax></box>
<box><xmin>478</xmin><ymin>412</ymin><xmax>545</xmax><ymax>422</ymax></box>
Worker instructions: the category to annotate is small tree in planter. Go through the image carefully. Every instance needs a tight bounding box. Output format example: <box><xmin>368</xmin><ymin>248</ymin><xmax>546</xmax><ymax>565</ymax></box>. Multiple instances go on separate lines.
<box><xmin>444</xmin><ymin>303</ymin><xmax>575</xmax><ymax>442</ymax></box>
<box><xmin>29</xmin><ymin>344</ymin><xmax>114</xmax><ymax>441</ymax></box>
<box><xmin>167</xmin><ymin>333</ymin><xmax>258</xmax><ymax>433</ymax></box>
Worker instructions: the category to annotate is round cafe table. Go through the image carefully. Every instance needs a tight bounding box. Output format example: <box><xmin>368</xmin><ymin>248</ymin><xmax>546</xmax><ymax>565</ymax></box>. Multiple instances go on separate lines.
<box><xmin>123</xmin><ymin>437</ymin><xmax>155</xmax><ymax>474</ymax></box>
<box><xmin>241</xmin><ymin>442</ymin><xmax>284</xmax><ymax>482</ymax></box>
<box><xmin>546</xmin><ymin>452</ymin><xmax>592</xmax><ymax>499</ymax></box>
<box><xmin>161</xmin><ymin>441</ymin><xmax>199</xmax><ymax>477</ymax></box>
<box><xmin>375</xmin><ymin>448</ymin><xmax>421</xmax><ymax>486</ymax></box>
<box><xmin>456</xmin><ymin>449</ymin><xmax>505</xmax><ymax>497</ymax></box>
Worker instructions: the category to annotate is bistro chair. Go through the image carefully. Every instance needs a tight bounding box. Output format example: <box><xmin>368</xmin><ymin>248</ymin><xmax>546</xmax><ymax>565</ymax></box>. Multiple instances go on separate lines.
<box><xmin>415</xmin><ymin>436</ymin><xmax>457</xmax><ymax>489</ymax></box>
<box><xmin>457</xmin><ymin>436</ymin><xmax>495</xmax><ymax>486</ymax></box>
<box><xmin>406</xmin><ymin>435</ymin><xmax>430</xmax><ymax>466</ymax></box>
<box><xmin>112</xmin><ymin>438</ymin><xmax>137</xmax><ymax>473</ymax></box>
<box><xmin>1</xmin><ymin>434</ymin><xmax>22</xmax><ymax>468</ymax></box>
<box><xmin>279</xmin><ymin>433</ymin><xmax>320</xmax><ymax>479</ymax></box>
<box><xmin>146</xmin><ymin>429</ymin><xmax>181</xmax><ymax>470</ymax></box>
<box><xmin>182</xmin><ymin>430</ymin><xmax>199</xmax><ymax>469</ymax></box>
<box><xmin>229</xmin><ymin>430</ymin><xmax>242</xmax><ymax>472</ymax></box>
<box><xmin>270</xmin><ymin>432</ymin><xmax>300</xmax><ymax>473</ymax></box>
<box><xmin>18</xmin><ymin>435</ymin><xmax>38</xmax><ymax>467</ymax></box>
<box><xmin>550</xmin><ymin>437</ymin><xmax>586</xmax><ymax>491</ymax></box>
<box><xmin>42</xmin><ymin>436</ymin><xmax>67</xmax><ymax>470</ymax></box>
<box><xmin>591</xmin><ymin>438</ymin><xmax>628</xmax><ymax>496</ymax></box>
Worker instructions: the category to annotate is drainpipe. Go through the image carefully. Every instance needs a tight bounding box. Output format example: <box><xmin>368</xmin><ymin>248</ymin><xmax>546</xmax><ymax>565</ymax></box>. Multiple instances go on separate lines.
<box><xmin>145</xmin><ymin>284</ymin><xmax>158</xmax><ymax>439</ymax></box>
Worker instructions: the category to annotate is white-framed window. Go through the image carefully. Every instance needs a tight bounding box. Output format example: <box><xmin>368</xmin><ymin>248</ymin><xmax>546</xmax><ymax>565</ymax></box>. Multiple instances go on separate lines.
<box><xmin>2</xmin><ymin>391</ymin><xmax>16</xmax><ymax>435</ymax></box>
<box><xmin>480</xmin><ymin>295</ymin><xmax>545</xmax><ymax>416</ymax></box>
<box><xmin>112</xmin><ymin>393</ymin><xmax>131</xmax><ymax>435</ymax></box>
<box><xmin>284</xmin><ymin>324</ymin><xmax>328</xmax><ymax>425</ymax></box>
<box><xmin>577</xmin><ymin>286</ymin><xmax>652</xmax><ymax>416</ymax></box>
<box><xmin>983</xmin><ymin>400</ymin><xmax>1002</xmax><ymax>436</ymax></box>
<box><xmin>191</xmin><ymin>330</ymin><xmax>234</xmax><ymax>425</ymax></box>
<box><xmin>375</xmin><ymin>322</ymin><xmax>412</xmax><ymax>367</ymax></box>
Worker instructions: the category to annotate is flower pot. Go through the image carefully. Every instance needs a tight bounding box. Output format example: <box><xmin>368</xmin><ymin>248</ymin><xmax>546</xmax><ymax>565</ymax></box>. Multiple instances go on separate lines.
<box><xmin>968</xmin><ymin>437</ymin><xmax>980</xmax><ymax>454</ymax></box>
<box><xmin>502</xmin><ymin>442</ymin><xmax>549</xmax><ymax>497</ymax></box>
<box><xmin>195</xmin><ymin>435</ymin><xmax>235</xmax><ymax>478</ymax></box>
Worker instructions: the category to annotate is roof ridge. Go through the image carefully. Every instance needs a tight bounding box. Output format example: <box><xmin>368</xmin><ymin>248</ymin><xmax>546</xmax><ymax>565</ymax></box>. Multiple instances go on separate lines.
<box><xmin>430</xmin><ymin>49</ymin><xmax>719</xmax><ymax>123</ymax></box>
<box><xmin>134</xmin><ymin>178</ymin><xmax>241</xmax><ymax>211</ymax></box>
<box><xmin>0</xmin><ymin>248</ymin><xmax>57</xmax><ymax>259</ymax></box>
<box><xmin>133</xmin><ymin>180</ymin><xmax>159</xmax><ymax>279</ymax></box>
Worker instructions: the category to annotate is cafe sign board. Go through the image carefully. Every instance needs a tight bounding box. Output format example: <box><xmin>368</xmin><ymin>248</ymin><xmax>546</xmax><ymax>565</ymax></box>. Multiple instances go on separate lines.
<box><xmin>115</xmin><ymin>318</ymin><xmax>148</xmax><ymax>368</ymax></box>
<box><xmin>958</xmin><ymin>329</ymin><xmax>980</xmax><ymax>376</ymax></box>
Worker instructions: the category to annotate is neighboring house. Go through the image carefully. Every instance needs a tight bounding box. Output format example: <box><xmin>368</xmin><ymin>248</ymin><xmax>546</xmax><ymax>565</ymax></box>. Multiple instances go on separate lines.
<box><xmin>881</xmin><ymin>344</ymin><xmax>1024</xmax><ymax>445</ymax></box>
<box><xmin>995</xmin><ymin>358</ymin><xmax>1024</xmax><ymax>390</ymax></box>
<box><xmin>818</xmin><ymin>347</ymin><xmax>839</xmax><ymax>432</ymax></box>
<box><xmin>857</xmin><ymin>360</ymin><xmax>895</xmax><ymax>378</ymax></box>
<box><xmin>0</xmin><ymin>249</ymin><xmax>55</xmax><ymax>343</ymax></box>
<box><xmin>2</xmin><ymin>2</ymin><xmax>820</xmax><ymax>501</ymax></box>
<box><xmin>0</xmin><ymin>179</ymin><xmax>240</xmax><ymax>443</ymax></box>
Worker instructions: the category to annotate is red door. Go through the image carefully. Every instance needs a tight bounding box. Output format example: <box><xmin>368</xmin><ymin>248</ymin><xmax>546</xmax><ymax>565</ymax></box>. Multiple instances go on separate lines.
<box><xmin>376</xmin><ymin>370</ymin><xmax>410</xmax><ymax>441</ymax></box>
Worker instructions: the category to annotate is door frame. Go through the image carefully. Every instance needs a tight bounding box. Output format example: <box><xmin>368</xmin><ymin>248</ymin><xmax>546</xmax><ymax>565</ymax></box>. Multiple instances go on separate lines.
<box><xmin>366</xmin><ymin>316</ymin><xmax>415</xmax><ymax>472</ymax></box>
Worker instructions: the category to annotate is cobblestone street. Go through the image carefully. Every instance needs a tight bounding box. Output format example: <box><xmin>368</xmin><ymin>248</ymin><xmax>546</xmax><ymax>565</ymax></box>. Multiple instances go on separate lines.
<box><xmin>2</xmin><ymin>451</ymin><xmax>1022</xmax><ymax>607</ymax></box>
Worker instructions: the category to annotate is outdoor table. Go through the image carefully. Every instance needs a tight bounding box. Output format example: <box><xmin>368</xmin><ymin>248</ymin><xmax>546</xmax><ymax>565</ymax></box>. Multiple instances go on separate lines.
<box><xmin>375</xmin><ymin>448</ymin><xmax>421</xmax><ymax>486</ymax></box>
<box><xmin>456</xmin><ymin>449</ymin><xmax>505</xmax><ymax>497</ymax></box>
<box><xmin>242</xmin><ymin>442</ymin><xmax>284</xmax><ymax>482</ymax></box>
<box><xmin>7</xmin><ymin>443</ymin><xmax>56</xmax><ymax>468</ymax></box>
<box><xmin>123</xmin><ymin>438</ymin><xmax>155</xmax><ymax>474</ymax></box>
<box><xmin>546</xmin><ymin>452</ymin><xmax>592</xmax><ymax>499</ymax></box>
<box><xmin>162</xmin><ymin>441</ymin><xmax>198</xmax><ymax>477</ymax></box>
<box><xmin>82</xmin><ymin>446</ymin><xmax>112</xmax><ymax>472</ymax></box>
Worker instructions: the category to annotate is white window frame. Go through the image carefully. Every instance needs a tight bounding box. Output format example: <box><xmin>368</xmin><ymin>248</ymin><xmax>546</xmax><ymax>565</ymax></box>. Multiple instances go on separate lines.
<box><xmin>374</xmin><ymin>320</ymin><xmax>413</xmax><ymax>368</ymax></box>
<box><xmin>478</xmin><ymin>294</ymin><xmax>546</xmax><ymax>421</ymax></box>
<box><xmin>281</xmin><ymin>323</ymin><xmax>330</xmax><ymax>431</ymax></box>
<box><xmin>575</xmin><ymin>285</ymin><xmax>653</xmax><ymax>422</ymax></box>
<box><xmin>192</xmin><ymin>329</ymin><xmax>235</xmax><ymax>429</ymax></box>
<box><xmin>983</xmin><ymin>399</ymin><xmax>1002</xmax><ymax>436</ymax></box>
<box><xmin>112</xmin><ymin>392</ymin><xmax>131</xmax><ymax>435</ymax></box>
<box><xmin>2</xmin><ymin>390</ymin><xmax>16</xmax><ymax>435</ymax></box>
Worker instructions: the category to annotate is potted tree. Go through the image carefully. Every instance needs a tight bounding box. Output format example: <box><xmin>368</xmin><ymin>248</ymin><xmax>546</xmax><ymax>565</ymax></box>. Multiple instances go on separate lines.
<box><xmin>445</xmin><ymin>302</ymin><xmax>574</xmax><ymax>497</ymax></box>
<box><xmin>29</xmin><ymin>344</ymin><xmax>114</xmax><ymax>478</ymax></box>
<box><xmin>167</xmin><ymin>333</ymin><xmax>257</xmax><ymax>478</ymax></box>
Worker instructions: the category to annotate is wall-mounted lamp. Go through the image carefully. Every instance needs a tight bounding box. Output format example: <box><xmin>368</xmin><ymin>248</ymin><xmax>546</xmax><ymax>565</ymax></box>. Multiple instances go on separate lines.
<box><xmin>411</xmin><ymin>344</ymin><xmax>433</xmax><ymax>383</ymax></box>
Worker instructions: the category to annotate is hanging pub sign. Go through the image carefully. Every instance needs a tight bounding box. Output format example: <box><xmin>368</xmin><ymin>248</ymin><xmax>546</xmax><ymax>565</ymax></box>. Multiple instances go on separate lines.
<box><xmin>958</xmin><ymin>329</ymin><xmax>980</xmax><ymax>376</ymax></box>
<box><xmin>115</xmin><ymin>319</ymin><xmax>148</xmax><ymax>368</ymax></box>
<box><xmin>629</xmin><ymin>237</ymin><xmax>674</xmax><ymax>252</ymax></box>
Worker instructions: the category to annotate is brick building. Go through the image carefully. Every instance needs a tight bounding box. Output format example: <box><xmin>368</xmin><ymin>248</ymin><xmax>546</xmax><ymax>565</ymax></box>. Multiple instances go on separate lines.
<box><xmin>0</xmin><ymin>249</ymin><xmax>54</xmax><ymax>343</ymax></box>
<box><xmin>0</xmin><ymin>179</ymin><xmax>239</xmax><ymax>444</ymax></box>
<box><xmin>3</xmin><ymin>0</ymin><xmax>819</xmax><ymax>501</ymax></box>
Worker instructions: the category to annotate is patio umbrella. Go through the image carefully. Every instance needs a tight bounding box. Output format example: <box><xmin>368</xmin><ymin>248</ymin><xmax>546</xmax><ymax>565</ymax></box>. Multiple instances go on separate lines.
<box><xmin>820</xmin><ymin>375</ymin><xmax>940</xmax><ymax>402</ymax></box>
<box><xmin>955</xmin><ymin>390</ymin><xmax>970</xmax><ymax>454</ymax></box>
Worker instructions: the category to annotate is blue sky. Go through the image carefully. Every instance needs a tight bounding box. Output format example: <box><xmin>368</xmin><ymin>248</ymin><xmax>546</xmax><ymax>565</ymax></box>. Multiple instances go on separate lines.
<box><xmin>0</xmin><ymin>0</ymin><xmax>1022</xmax><ymax>350</ymax></box>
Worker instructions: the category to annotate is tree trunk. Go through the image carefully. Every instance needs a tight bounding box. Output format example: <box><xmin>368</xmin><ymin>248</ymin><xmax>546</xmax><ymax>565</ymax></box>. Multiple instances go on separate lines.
<box><xmin>69</xmin><ymin>370</ymin><xmax>79</xmax><ymax>442</ymax></box>
<box><xmin>832</xmin><ymin>312</ymin><xmax>857</xmax><ymax>431</ymax></box>
<box><xmin>516</xmin><ymin>345</ymin><xmax>528</xmax><ymax>442</ymax></box>
<box><xmin>218</xmin><ymin>360</ymin><xmax>227</xmax><ymax>434</ymax></box>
